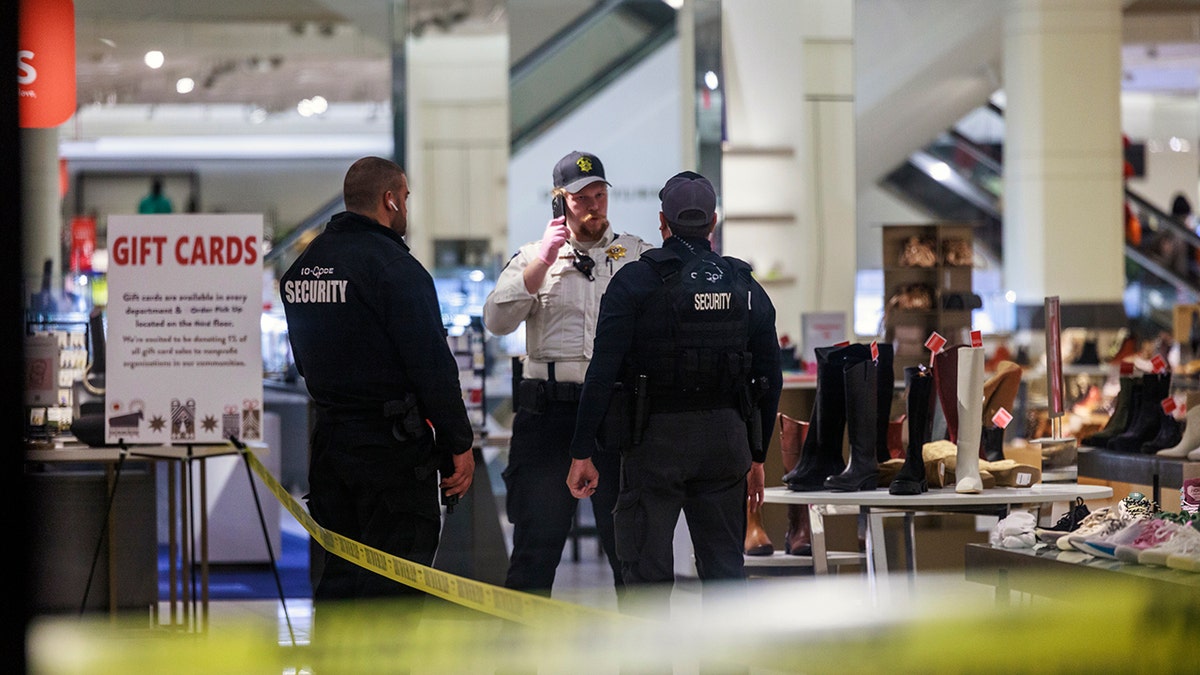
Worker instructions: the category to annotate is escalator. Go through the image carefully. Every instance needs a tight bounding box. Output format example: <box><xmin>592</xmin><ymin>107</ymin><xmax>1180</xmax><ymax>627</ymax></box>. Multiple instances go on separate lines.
<box><xmin>882</xmin><ymin>101</ymin><xmax>1199</xmax><ymax>334</ymax></box>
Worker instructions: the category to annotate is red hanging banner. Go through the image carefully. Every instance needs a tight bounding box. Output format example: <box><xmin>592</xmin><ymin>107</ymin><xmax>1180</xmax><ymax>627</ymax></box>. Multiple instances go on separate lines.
<box><xmin>18</xmin><ymin>0</ymin><xmax>76</xmax><ymax>128</ymax></box>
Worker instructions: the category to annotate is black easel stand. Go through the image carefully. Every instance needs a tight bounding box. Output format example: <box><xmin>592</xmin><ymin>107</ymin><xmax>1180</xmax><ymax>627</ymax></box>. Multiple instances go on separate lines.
<box><xmin>230</xmin><ymin>436</ymin><xmax>296</xmax><ymax>646</ymax></box>
<box><xmin>80</xmin><ymin>439</ymin><xmax>130</xmax><ymax>616</ymax></box>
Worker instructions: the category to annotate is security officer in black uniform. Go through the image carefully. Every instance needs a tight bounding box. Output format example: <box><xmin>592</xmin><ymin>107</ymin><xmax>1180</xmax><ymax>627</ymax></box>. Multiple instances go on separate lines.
<box><xmin>280</xmin><ymin>156</ymin><xmax>475</xmax><ymax>606</ymax></box>
<box><xmin>567</xmin><ymin>170</ymin><xmax>782</xmax><ymax>617</ymax></box>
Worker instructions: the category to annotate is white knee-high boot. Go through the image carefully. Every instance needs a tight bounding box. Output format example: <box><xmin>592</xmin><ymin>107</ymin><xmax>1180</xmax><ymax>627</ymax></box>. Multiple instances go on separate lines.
<box><xmin>956</xmin><ymin>346</ymin><xmax>985</xmax><ymax>493</ymax></box>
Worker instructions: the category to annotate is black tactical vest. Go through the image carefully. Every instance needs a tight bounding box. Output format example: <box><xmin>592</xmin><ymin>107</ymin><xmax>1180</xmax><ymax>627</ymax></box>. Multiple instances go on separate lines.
<box><xmin>629</xmin><ymin>247</ymin><xmax>754</xmax><ymax>404</ymax></box>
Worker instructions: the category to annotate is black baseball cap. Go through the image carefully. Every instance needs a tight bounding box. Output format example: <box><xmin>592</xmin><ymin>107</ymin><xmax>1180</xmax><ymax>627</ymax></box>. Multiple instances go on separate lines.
<box><xmin>553</xmin><ymin>151</ymin><xmax>611</xmax><ymax>193</ymax></box>
<box><xmin>659</xmin><ymin>170</ymin><xmax>716</xmax><ymax>233</ymax></box>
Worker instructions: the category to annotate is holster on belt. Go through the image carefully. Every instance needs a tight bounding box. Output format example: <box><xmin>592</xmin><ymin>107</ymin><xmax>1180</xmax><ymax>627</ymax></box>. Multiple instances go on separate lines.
<box><xmin>739</xmin><ymin>377</ymin><xmax>769</xmax><ymax>456</ymax></box>
<box><xmin>384</xmin><ymin>393</ymin><xmax>427</xmax><ymax>442</ymax></box>
<box><xmin>632</xmin><ymin>374</ymin><xmax>649</xmax><ymax>446</ymax></box>
<box><xmin>516</xmin><ymin>362</ymin><xmax>582</xmax><ymax>414</ymax></box>
<box><xmin>598</xmin><ymin>381</ymin><xmax>632</xmax><ymax>452</ymax></box>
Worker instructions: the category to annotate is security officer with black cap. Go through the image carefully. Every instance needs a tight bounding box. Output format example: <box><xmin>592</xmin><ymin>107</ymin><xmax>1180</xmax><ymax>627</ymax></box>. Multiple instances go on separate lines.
<box><xmin>280</xmin><ymin>156</ymin><xmax>475</xmax><ymax>606</ymax></box>
<box><xmin>484</xmin><ymin>150</ymin><xmax>652</xmax><ymax>598</ymax></box>
<box><xmin>567</xmin><ymin>170</ymin><xmax>782</xmax><ymax>617</ymax></box>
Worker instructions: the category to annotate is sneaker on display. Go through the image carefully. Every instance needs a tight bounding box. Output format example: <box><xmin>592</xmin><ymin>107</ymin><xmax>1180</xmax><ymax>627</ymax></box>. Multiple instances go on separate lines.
<box><xmin>1034</xmin><ymin>496</ymin><xmax>1092</xmax><ymax>545</ymax></box>
<box><xmin>1059</xmin><ymin>492</ymin><xmax>1159</xmax><ymax>553</ymax></box>
<box><xmin>1073</xmin><ymin>516</ymin><xmax>1163</xmax><ymax>560</ymax></box>
<box><xmin>1114</xmin><ymin>517</ymin><xmax>1189</xmax><ymax>564</ymax></box>
<box><xmin>1138</xmin><ymin>521</ymin><xmax>1200</xmax><ymax>567</ymax></box>
<box><xmin>1056</xmin><ymin>507</ymin><xmax>1115</xmax><ymax>551</ymax></box>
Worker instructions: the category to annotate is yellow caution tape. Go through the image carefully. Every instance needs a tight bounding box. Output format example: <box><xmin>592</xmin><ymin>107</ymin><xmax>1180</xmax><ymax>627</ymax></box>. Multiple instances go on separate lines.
<box><xmin>239</xmin><ymin>444</ymin><xmax>628</xmax><ymax>629</ymax></box>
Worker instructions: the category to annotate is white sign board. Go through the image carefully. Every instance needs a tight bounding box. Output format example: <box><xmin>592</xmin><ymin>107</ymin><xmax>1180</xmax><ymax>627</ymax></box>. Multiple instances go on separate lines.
<box><xmin>105</xmin><ymin>214</ymin><xmax>264</xmax><ymax>445</ymax></box>
<box><xmin>801</xmin><ymin>312</ymin><xmax>847</xmax><ymax>367</ymax></box>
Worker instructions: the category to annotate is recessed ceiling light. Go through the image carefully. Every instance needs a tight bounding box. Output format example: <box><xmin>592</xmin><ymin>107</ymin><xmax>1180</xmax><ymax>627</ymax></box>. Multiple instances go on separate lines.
<box><xmin>144</xmin><ymin>50</ymin><xmax>164</xmax><ymax>69</ymax></box>
<box><xmin>176</xmin><ymin>77</ymin><xmax>195</xmax><ymax>94</ymax></box>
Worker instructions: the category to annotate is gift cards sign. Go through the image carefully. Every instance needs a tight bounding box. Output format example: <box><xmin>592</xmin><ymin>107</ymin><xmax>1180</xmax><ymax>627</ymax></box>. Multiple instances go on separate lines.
<box><xmin>104</xmin><ymin>214</ymin><xmax>264</xmax><ymax>445</ymax></box>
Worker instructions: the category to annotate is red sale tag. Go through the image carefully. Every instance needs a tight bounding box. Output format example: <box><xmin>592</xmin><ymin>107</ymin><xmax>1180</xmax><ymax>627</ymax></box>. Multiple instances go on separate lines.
<box><xmin>925</xmin><ymin>332</ymin><xmax>946</xmax><ymax>353</ymax></box>
<box><xmin>1151</xmin><ymin>354</ymin><xmax>1167</xmax><ymax>373</ymax></box>
<box><xmin>834</xmin><ymin>340</ymin><xmax>850</xmax><ymax>347</ymax></box>
<box><xmin>1162</xmin><ymin>397</ymin><xmax>1177</xmax><ymax>415</ymax></box>
<box><xmin>970</xmin><ymin>330</ymin><xmax>982</xmax><ymax>348</ymax></box>
<box><xmin>992</xmin><ymin>408</ymin><xmax>1013</xmax><ymax>429</ymax></box>
<box><xmin>1120</xmin><ymin>361</ymin><xmax>1134</xmax><ymax>376</ymax></box>
<box><xmin>870</xmin><ymin>340</ymin><xmax>879</xmax><ymax>361</ymax></box>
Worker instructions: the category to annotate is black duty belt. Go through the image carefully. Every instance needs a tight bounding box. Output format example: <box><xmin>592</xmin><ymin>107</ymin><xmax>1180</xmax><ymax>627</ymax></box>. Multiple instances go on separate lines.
<box><xmin>516</xmin><ymin>378</ymin><xmax>582</xmax><ymax>414</ymax></box>
<box><xmin>523</xmin><ymin>379</ymin><xmax>582</xmax><ymax>402</ymax></box>
<box><xmin>647</xmin><ymin>391</ymin><xmax>740</xmax><ymax>414</ymax></box>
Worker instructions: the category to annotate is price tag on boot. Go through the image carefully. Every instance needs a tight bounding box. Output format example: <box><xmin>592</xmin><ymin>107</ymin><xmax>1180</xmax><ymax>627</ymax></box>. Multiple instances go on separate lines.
<box><xmin>870</xmin><ymin>340</ymin><xmax>879</xmax><ymax>362</ymax></box>
<box><xmin>992</xmin><ymin>407</ymin><xmax>1013</xmax><ymax>429</ymax></box>
<box><xmin>1151</xmin><ymin>353</ymin><xmax>1167</xmax><ymax>373</ymax></box>
<box><xmin>924</xmin><ymin>332</ymin><xmax>946</xmax><ymax>366</ymax></box>
<box><xmin>970</xmin><ymin>330</ymin><xmax>982</xmax><ymax>348</ymax></box>
<box><xmin>1162</xmin><ymin>396</ymin><xmax>1178</xmax><ymax>415</ymax></box>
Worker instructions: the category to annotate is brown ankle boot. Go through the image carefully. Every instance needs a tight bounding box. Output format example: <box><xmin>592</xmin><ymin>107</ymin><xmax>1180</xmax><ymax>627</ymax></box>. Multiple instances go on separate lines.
<box><xmin>744</xmin><ymin>503</ymin><xmax>774</xmax><ymax>556</ymax></box>
<box><xmin>778</xmin><ymin>413</ymin><xmax>812</xmax><ymax>555</ymax></box>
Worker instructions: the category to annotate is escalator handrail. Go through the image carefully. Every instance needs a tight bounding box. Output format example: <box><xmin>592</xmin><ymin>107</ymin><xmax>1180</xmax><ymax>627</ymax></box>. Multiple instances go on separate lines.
<box><xmin>509</xmin><ymin>0</ymin><xmax>677</xmax><ymax>151</ymax></box>
<box><xmin>1126</xmin><ymin>188</ymin><xmax>1200</xmax><ymax>251</ymax></box>
<box><xmin>509</xmin><ymin>0</ymin><xmax>672</xmax><ymax>83</ymax></box>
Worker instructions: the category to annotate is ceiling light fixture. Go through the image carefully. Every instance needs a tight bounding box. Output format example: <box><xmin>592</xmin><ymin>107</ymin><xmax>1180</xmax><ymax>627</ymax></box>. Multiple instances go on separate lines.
<box><xmin>297</xmin><ymin>96</ymin><xmax>329</xmax><ymax>117</ymax></box>
<box><xmin>144</xmin><ymin>50</ymin><xmax>164</xmax><ymax>69</ymax></box>
<box><xmin>176</xmin><ymin>77</ymin><xmax>195</xmax><ymax>94</ymax></box>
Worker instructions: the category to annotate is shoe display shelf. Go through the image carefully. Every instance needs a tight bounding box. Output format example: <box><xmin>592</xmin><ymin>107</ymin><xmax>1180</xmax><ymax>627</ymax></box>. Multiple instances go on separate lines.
<box><xmin>881</xmin><ymin>223</ymin><xmax>976</xmax><ymax>380</ymax></box>
<box><xmin>763</xmin><ymin>483</ymin><xmax>1112</xmax><ymax>588</ymax></box>
<box><xmin>964</xmin><ymin>542</ymin><xmax>1200</xmax><ymax>606</ymax></box>
<box><xmin>1077</xmin><ymin>446</ymin><xmax>1200</xmax><ymax>509</ymax></box>
<box><xmin>744</xmin><ymin>503</ymin><xmax>868</xmax><ymax>577</ymax></box>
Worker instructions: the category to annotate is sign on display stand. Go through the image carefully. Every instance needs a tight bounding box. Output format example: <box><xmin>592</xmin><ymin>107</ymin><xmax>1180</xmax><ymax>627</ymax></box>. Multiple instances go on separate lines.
<box><xmin>801</xmin><ymin>312</ymin><xmax>847</xmax><ymax>373</ymax></box>
<box><xmin>104</xmin><ymin>214</ymin><xmax>264</xmax><ymax>445</ymax></box>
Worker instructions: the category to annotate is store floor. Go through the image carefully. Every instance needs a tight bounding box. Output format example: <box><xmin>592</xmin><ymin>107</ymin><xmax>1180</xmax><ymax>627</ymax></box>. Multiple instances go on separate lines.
<box><xmin>179</xmin><ymin>506</ymin><xmax>1007</xmax><ymax>669</ymax></box>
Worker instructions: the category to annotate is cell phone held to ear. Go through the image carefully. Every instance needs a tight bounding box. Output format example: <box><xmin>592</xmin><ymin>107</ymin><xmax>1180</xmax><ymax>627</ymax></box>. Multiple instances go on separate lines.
<box><xmin>552</xmin><ymin>195</ymin><xmax>566</xmax><ymax>219</ymax></box>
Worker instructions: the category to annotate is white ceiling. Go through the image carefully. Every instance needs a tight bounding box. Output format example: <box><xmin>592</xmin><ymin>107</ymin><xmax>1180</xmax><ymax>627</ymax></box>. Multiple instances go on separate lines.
<box><xmin>68</xmin><ymin>1</ymin><xmax>1200</xmax><ymax>122</ymax></box>
<box><xmin>72</xmin><ymin>0</ymin><xmax>504</xmax><ymax>113</ymax></box>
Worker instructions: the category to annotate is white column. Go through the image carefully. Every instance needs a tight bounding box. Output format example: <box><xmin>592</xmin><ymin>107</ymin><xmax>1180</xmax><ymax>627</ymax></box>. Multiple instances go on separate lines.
<box><xmin>21</xmin><ymin>127</ymin><xmax>62</xmax><ymax>295</ymax></box>
<box><xmin>721</xmin><ymin>0</ymin><xmax>855</xmax><ymax>341</ymax></box>
<box><xmin>1002</xmin><ymin>0</ymin><xmax>1125</xmax><ymax>326</ymax></box>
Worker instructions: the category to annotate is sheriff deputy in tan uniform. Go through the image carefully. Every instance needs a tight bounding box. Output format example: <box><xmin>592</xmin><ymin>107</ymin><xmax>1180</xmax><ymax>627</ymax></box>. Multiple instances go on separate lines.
<box><xmin>483</xmin><ymin>150</ymin><xmax>651</xmax><ymax>601</ymax></box>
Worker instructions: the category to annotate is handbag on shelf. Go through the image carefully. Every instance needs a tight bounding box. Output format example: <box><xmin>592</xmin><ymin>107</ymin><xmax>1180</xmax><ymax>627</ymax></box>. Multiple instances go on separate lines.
<box><xmin>942</xmin><ymin>238</ymin><xmax>973</xmax><ymax>266</ymax></box>
<box><xmin>898</xmin><ymin>236</ymin><xmax>937</xmax><ymax>268</ymax></box>
<box><xmin>887</xmin><ymin>283</ymin><xmax>935</xmax><ymax>312</ymax></box>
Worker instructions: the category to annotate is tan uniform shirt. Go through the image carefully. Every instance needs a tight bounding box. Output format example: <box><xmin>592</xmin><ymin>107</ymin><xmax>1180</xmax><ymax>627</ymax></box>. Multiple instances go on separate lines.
<box><xmin>483</xmin><ymin>226</ymin><xmax>652</xmax><ymax>384</ymax></box>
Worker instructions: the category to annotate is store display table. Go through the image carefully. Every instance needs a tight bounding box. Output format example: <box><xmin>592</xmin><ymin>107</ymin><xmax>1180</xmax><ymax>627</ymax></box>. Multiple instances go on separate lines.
<box><xmin>964</xmin><ymin>543</ymin><xmax>1200</xmax><ymax>605</ymax></box>
<box><xmin>26</xmin><ymin>440</ymin><xmax>269</xmax><ymax>630</ymax></box>
<box><xmin>764</xmin><ymin>484</ymin><xmax>1113</xmax><ymax>581</ymax></box>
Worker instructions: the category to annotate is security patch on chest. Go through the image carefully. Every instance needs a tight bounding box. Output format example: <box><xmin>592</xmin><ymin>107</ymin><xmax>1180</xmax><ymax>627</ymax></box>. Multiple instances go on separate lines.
<box><xmin>693</xmin><ymin>292</ymin><xmax>733</xmax><ymax>310</ymax></box>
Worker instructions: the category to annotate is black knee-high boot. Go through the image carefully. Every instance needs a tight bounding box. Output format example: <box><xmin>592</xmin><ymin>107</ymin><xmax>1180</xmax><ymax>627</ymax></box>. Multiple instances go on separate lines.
<box><xmin>890</xmin><ymin>364</ymin><xmax>933</xmax><ymax>495</ymax></box>
<box><xmin>1109</xmin><ymin>372</ymin><xmax>1170</xmax><ymax>453</ymax></box>
<box><xmin>1080</xmin><ymin>374</ymin><xmax>1136</xmax><ymax>448</ymax></box>
<box><xmin>784</xmin><ymin>344</ymin><xmax>862</xmax><ymax>491</ymax></box>
<box><xmin>825</xmin><ymin>357</ymin><xmax>880</xmax><ymax>491</ymax></box>
<box><xmin>873</xmin><ymin>343</ymin><xmax>896</xmax><ymax>463</ymax></box>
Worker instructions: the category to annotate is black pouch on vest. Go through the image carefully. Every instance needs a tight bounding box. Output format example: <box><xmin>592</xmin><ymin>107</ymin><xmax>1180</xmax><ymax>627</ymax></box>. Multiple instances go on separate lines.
<box><xmin>598</xmin><ymin>382</ymin><xmax>632</xmax><ymax>453</ymax></box>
